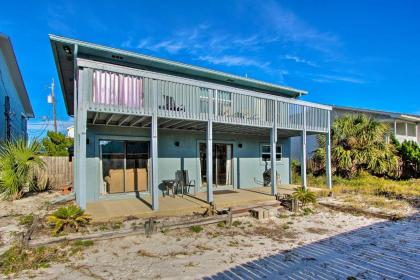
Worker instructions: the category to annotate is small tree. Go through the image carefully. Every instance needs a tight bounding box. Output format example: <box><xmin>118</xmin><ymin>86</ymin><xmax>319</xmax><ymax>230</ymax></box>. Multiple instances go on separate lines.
<box><xmin>313</xmin><ymin>114</ymin><xmax>400</xmax><ymax>178</ymax></box>
<box><xmin>42</xmin><ymin>131</ymin><xmax>73</xmax><ymax>156</ymax></box>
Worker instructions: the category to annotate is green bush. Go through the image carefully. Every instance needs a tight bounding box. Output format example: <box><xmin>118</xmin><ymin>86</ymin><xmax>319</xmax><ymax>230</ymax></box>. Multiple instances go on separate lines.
<box><xmin>18</xmin><ymin>214</ymin><xmax>34</xmax><ymax>226</ymax></box>
<box><xmin>292</xmin><ymin>187</ymin><xmax>316</xmax><ymax>206</ymax></box>
<box><xmin>190</xmin><ymin>225</ymin><xmax>203</xmax><ymax>233</ymax></box>
<box><xmin>313</xmin><ymin>114</ymin><xmax>399</xmax><ymax>178</ymax></box>
<box><xmin>47</xmin><ymin>205</ymin><xmax>91</xmax><ymax>235</ymax></box>
<box><xmin>393</xmin><ymin>138</ymin><xmax>420</xmax><ymax>178</ymax></box>
<box><xmin>0</xmin><ymin>140</ymin><xmax>45</xmax><ymax>200</ymax></box>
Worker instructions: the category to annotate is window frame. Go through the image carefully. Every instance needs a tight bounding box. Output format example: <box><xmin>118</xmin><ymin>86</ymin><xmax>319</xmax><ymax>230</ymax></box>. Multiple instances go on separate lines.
<box><xmin>260</xmin><ymin>143</ymin><xmax>282</xmax><ymax>163</ymax></box>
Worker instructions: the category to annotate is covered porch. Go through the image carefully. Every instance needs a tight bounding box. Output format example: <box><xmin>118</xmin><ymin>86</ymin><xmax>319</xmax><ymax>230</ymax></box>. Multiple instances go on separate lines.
<box><xmin>86</xmin><ymin>185</ymin><xmax>297</xmax><ymax>222</ymax></box>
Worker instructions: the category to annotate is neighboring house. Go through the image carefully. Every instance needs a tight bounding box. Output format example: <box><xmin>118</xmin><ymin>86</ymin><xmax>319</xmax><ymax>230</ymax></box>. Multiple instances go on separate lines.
<box><xmin>67</xmin><ymin>125</ymin><xmax>74</xmax><ymax>138</ymax></box>
<box><xmin>0</xmin><ymin>33</ymin><xmax>34</xmax><ymax>142</ymax></box>
<box><xmin>50</xmin><ymin>35</ymin><xmax>332</xmax><ymax>210</ymax></box>
<box><xmin>291</xmin><ymin>105</ymin><xmax>420</xmax><ymax>162</ymax></box>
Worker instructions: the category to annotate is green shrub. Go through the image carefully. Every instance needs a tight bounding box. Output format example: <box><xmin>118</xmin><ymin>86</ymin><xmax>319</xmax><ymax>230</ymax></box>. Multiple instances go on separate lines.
<box><xmin>232</xmin><ymin>220</ymin><xmax>242</xmax><ymax>227</ymax></box>
<box><xmin>393</xmin><ymin>138</ymin><xmax>420</xmax><ymax>178</ymax></box>
<box><xmin>313</xmin><ymin>114</ymin><xmax>399</xmax><ymax>178</ymax></box>
<box><xmin>303</xmin><ymin>208</ymin><xmax>313</xmax><ymax>216</ymax></box>
<box><xmin>0</xmin><ymin>140</ymin><xmax>44</xmax><ymax>200</ymax></box>
<box><xmin>190</xmin><ymin>225</ymin><xmax>203</xmax><ymax>233</ymax></box>
<box><xmin>47</xmin><ymin>205</ymin><xmax>91</xmax><ymax>235</ymax></box>
<box><xmin>292</xmin><ymin>187</ymin><xmax>316</xmax><ymax>206</ymax></box>
<box><xmin>18</xmin><ymin>214</ymin><xmax>34</xmax><ymax>226</ymax></box>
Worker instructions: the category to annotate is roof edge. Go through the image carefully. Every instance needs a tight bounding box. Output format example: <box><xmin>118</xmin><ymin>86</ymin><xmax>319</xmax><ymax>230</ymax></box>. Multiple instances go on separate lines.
<box><xmin>0</xmin><ymin>33</ymin><xmax>34</xmax><ymax>117</ymax></box>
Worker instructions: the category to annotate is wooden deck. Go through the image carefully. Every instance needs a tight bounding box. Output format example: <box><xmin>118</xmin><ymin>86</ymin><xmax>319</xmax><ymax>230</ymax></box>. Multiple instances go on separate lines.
<box><xmin>86</xmin><ymin>185</ymin><xmax>298</xmax><ymax>222</ymax></box>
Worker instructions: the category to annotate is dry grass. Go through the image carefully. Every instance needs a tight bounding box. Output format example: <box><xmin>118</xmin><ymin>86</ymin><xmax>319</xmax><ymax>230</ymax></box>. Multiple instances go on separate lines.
<box><xmin>308</xmin><ymin>173</ymin><xmax>420</xmax><ymax>199</ymax></box>
<box><xmin>0</xmin><ymin>240</ymin><xmax>94</xmax><ymax>275</ymax></box>
<box><xmin>305</xmin><ymin>173</ymin><xmax>419</xmax><ymax>216</ymax></box>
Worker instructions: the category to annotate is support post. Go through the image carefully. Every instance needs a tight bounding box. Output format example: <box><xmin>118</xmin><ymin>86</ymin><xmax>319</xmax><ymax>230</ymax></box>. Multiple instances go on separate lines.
<box><xmin>207</xmin><ymin>90</ymin><xmax>214</xmax><ymax>204</ymax></box>
<box><xmin>151</xmin><ymin>80</ymin><xmax>159</xmax><ymax>210</ymax></box>
<box><xmin>270</xmin><ymin>101</ymin><xmax>278</xmax><ymax>196</ymax></box>
<box><xmin>326</xmin><ymin>111</ymin><xmax>332</xmax><ymax>190</ymax></box>
<box><xmin>76</xmin><ymin>65</ymin><xmax>88</xmax><ymax>209</ymax></box>
<box><xmin>301</xmin><ymin>106</ymin><xmax>307</xmax><ymax>189</ymax></box>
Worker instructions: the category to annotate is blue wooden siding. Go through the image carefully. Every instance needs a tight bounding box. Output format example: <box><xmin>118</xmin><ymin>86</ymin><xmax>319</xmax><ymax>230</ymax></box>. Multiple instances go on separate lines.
<box><xmin>0</xmin><ymin>48</ymin><xmax>27</xmax><ymax>141</ymax></box>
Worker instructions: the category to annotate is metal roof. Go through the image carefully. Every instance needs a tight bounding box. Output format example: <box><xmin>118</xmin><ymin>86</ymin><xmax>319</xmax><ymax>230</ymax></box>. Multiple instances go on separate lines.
<box><xmin>332</xmin><ymin>105</ymin><xmax>420</xmax><ymax>123</ymax></box>
<box><xmin>0</xmin><ymin>33</ymin><xmax>34</xmax><ymax>118</ymax></box>
<box><xmin>49</xmin><ymin>35</ymin><xmax>308</xmax><ymax>116</ymax></box>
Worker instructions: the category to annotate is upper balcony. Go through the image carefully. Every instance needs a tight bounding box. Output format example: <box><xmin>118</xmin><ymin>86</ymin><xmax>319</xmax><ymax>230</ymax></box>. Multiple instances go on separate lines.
<box><xmin>78</xmin><ymin>59</ymin><xmax>331</xmax><ymax>134</ymax></box>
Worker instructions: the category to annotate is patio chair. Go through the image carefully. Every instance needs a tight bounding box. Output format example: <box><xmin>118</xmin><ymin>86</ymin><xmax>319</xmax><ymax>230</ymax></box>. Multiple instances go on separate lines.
<box><xmin>175</xmin><ymin>170</ymin><xmax>196</xmax><ymax>196</ymax></box>
<box><xmin>159</xmin><ymin>95</ymin><xmax>185</xmax><ymax>112</ymax></box>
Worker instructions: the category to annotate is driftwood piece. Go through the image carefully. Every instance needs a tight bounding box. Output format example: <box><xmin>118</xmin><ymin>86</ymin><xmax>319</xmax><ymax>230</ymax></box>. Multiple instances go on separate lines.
<box><xmin>22</xmin><ymin>215</ymin><xmax>40</xmax><ymax>248</ymax></box>
<box><xmin>28</xmin><ymin>211</ymin><xmax>233</xmax><ymax>248</ymax></box>
<box><xmin>319</xmin><ymin>202</ymin><xmax>402</xmax><ymax>220</ymax></box>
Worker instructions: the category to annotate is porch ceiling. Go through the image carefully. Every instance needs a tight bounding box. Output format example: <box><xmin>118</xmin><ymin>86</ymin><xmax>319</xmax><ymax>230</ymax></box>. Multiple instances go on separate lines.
<box><xmin>87</xmin><ymin>111</ymin><xmax>152</xmax><ymax>128</ymax></box>
<box><xmin>86</xmin><ymin>111</ymin><xmax>316</xmax><ymax>137</ymax></box>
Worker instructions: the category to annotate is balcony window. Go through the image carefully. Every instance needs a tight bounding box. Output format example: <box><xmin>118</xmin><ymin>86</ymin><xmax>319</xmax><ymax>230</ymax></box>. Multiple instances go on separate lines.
<box><xmin>407</xmin><ymin>123</ymin><xmax>416</xmax><ymax>137</ymax></box>
<box><xmin>396</xmin><ymin>122</ymin><xmax>406</xmax><ymax>136</ymax></box>
<box><xmin>216</xmin><ymin>90</ymin><xmax>232</xmax><ymax>117</ymax></box>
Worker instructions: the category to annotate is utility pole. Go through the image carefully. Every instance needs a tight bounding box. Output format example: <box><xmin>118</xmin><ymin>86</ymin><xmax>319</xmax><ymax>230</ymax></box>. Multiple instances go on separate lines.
<box><xmin>48</xmin><ymin>79</ymin><xmax>57</xmax><ymax>133</ymax></box>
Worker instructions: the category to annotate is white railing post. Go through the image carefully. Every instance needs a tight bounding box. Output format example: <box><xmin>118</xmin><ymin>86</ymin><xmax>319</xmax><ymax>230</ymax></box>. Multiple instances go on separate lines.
<box><xmin>301</xmin><ymin>106</ymin><xmax>307</xmax><ymax>189</ymax></box>
<box><xmin>207</xmin><ymin>89</ymin><xmax>214</xmax><ymax>204</ymax></box>
<box><xmin>270</xmin><ymin>101</ymin><xmax>278</xmax><ymax>196</ymax></box>
<box><xmin>326</xmin><ymin>110</ymin><xmax>332</xmax><ymax>190</ymax></box>
<box><xmin>151</xmin><ymin>79</ymin><xmax>159</xmax><ymax>210</ymax></box>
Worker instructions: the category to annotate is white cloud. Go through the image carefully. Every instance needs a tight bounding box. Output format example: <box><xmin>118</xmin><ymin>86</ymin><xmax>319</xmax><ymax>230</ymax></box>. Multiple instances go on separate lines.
<box><xmin>47</xmin><ymin>3</ymin><xmax>76</xmax><ymax>36</ymax></box>
<box><xmin>198</xmin><ymin>55</ymin><xmax>266</xmax><ymax>67</ymax></box>
<box><xmin>313</xmin><ymin>74</ymin><xmax>365</xmax><ymax>84</ymax></box>
<box><xmin>284</xmin><ymin>55</ymin><xmax>318</xmax><ymax>67</ymax></box>
<box><xmin>260</xmin><ymin>1</ymin><xmax>340</xmax><ymax>55</ymax></box>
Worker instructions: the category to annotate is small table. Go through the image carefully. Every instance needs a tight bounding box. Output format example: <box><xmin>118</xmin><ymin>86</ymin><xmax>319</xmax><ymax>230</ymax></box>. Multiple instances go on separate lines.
<box><xmin>162</xmin><ymin>180</ymin><xmax>176</xmax><ymax>197</ymax></box>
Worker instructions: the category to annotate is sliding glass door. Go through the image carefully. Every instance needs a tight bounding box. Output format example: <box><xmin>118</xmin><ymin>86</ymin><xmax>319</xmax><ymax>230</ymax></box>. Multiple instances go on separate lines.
<box><xmin>199</xmin><ymin>143</ymin><xmax>233</xmax><ymax>187</ymax></box>
<box><xmin>100</xmin><ymin>140</ymin><xmax>149</xmax><ymax>194</ymax></box>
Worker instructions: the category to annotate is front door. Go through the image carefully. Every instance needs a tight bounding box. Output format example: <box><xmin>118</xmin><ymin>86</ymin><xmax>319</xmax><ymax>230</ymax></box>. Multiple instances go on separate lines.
<box><xmin>199</xmin><ymin>143</ymin><xmax>233</xmax><ymax>187</ymax></box>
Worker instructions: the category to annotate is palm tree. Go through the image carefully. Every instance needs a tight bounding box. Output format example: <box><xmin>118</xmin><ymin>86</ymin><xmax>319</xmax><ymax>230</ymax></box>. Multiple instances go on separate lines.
<box><xmin>0</xmin><ymin>139</ymin><xmax>45</xmax><ymax>200</ymax></box>
<box><xmin>313</xmin><ymin>114</ymin><xmax>400</xmax><ymax>178</ymax></box>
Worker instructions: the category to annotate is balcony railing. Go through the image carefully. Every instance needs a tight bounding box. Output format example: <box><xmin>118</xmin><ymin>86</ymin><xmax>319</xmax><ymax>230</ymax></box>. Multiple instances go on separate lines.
<box><xmin>81</xmin><ymin>60</ymin><xmax>330</xmax><ymax>133</ymax></box>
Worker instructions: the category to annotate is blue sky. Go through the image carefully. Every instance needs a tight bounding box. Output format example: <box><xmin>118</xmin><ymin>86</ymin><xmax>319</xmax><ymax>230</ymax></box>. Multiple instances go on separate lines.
<box><xmin>1</xmin><ymin>0</ymin><xmax>420</xmax><ymax>138</ymax></box>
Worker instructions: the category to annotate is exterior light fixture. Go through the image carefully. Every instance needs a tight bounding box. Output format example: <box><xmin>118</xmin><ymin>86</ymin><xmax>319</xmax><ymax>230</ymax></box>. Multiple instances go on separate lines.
<box><xmin>174</xmin><ymin>141</ymin><xmax>180</xmax><ymax>147</ymax></box>
<box><xmin>63</xmin><ymin>45</ymin><xmax>72</xmax><ymax>55</ymax></box>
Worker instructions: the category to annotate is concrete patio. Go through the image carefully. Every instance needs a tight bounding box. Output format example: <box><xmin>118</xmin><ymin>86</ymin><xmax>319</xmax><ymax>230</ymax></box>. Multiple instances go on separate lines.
<box><xmin>86</xmin><ymin>185</ymin><xmax>298</xmax><ymax>222</ymax></box>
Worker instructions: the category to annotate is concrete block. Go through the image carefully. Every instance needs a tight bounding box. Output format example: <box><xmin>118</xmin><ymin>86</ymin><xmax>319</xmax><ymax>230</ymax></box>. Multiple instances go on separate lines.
<box><xmin>250</xmin><ymin>207</ymin><xmax>267</xmax><ymax>220</ymax></box>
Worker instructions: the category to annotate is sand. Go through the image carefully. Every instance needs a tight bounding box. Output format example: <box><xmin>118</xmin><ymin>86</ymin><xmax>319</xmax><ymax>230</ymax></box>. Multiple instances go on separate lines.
<box><xmin>10</xmin><ymin>206</ymin><xmax>388</xmax><ymax>280</ymax></box>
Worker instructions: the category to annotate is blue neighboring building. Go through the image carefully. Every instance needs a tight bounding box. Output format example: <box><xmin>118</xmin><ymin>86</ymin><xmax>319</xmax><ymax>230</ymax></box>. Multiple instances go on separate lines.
<box><xmin>0</xmin><ymin>33</ymin><xmax>34</xmax><ymax>142</ymax></box>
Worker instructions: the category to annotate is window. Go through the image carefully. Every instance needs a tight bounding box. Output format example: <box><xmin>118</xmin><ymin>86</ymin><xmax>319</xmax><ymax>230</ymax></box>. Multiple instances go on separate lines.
<box><xmin>100</xmin><ymin>140</ymin><xmax>149</xmax><ymax>194</ymax></box>
<box><xmin>261</xmin><ymin>144</ymin><xmax>282</xmax><ymax>162</ymax></box>
<box><xmin>21</xmin><ymin>115</ymin><xmax>27</xmax><ymax>143</ymax></box>
<box><xmin>396</xmin><ymin>122</ymin><xmax>406</xmax><ymax>136</ymax></box>
<box><xmin>407</xmin><ymin>123</ymin><xmax>416</xmax><ymax>137</ymax></box>
<box><xmin>216</xmin><ymin>90</ymin><xmax>232</xmax><ymax>117</ymax></box>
